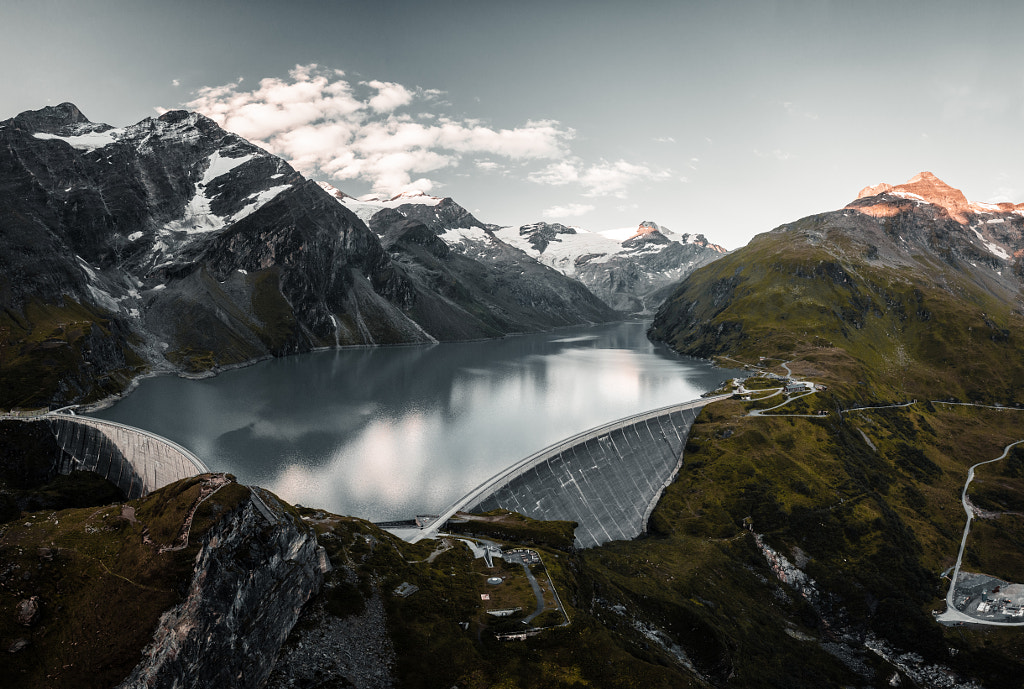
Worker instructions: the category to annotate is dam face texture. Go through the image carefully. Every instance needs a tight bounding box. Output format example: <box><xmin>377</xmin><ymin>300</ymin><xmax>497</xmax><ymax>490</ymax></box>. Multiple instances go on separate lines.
<box><xmin>465</xmin><ymin>400</ymin><xmax>708</xmax><ymax>548</ymax></box>
<box><xmin>47</xmin><ymin>415</ymin><xmax>208</xmax><ymax>499</ymax></box>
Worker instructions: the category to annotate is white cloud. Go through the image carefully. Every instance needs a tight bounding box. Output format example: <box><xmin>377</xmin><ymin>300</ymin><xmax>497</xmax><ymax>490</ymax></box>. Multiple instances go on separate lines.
<box><xmin>543</xmin><ymin>203</ymin><xmax>595</xmax><ymax>219</ymax></box>
<box><xmin>363</xmin><ymin>80</ymin><xmax>414</xmax><ymax>112</ymax></box>
<box><xmin>172</xmin><ymin>79</ymin><xmax>180</xmax><ymax>87</ymax></box>
<box><xmin>184</xmin><ymin>64</ymin><xmax>572</xmax><ymax>196</ymax></box>
<box><xmin>529</xmin><ymin>158</ymin><xmax>672</xmax><ymax>198</ymax></box>
<box><xmin>653</xmin><ymin>136</ymin><xmax>676</xmax><ymax>143</ymax></box>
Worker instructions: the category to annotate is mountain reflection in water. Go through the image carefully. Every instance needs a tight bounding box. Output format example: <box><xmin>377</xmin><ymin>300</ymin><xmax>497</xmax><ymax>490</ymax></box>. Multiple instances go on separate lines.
<box><xmin>93</xmin><ymin>322</ymin><xmax>743</xmax><ymax>521</ymax></box>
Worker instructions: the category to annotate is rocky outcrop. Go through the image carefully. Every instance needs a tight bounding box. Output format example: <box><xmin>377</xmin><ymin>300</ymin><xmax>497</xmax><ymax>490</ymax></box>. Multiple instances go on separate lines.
<box><xmin>117</xmin><ymin>489</ymin><xmax>323</xmax><ymax>689</ymax></box>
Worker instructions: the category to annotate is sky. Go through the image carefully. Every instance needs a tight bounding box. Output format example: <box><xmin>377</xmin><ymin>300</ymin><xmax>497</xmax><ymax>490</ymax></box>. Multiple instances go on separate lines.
<box><xmin>3</xmin><ymin>0</ymin><xmax>1024</xmax><ymax>249</ymax></box>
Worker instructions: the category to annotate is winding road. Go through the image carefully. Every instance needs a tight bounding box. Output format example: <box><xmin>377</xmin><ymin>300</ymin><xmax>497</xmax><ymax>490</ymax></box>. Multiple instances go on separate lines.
<box><xmin>937</xmin><ymin>439</ymin><xmax>1024</xmax><ymax>627</ymax></box>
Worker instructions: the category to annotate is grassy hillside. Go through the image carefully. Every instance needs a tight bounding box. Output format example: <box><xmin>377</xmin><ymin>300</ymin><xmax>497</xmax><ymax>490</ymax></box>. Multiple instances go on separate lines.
<box><xmin>650</xmin><ymin>218</ymin><xmax>1024</xmax><ymax>404</ymax></box>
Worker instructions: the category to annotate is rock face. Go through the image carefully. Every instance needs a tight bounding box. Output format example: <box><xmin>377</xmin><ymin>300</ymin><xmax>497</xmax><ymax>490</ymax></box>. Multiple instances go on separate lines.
<box><xmin>495</xmin><ymin>220</ymin><xmax>728</xmax><ymax>314</ymax></box>
<box><xmin>0</xmin><ymin>104</ymin><xmax>618</xmax><ymax>407</ymax></box>
<box><xmin>118</xmin><ymin>488</ymin><xmax>323</xmax><ymax>689</ymax></box>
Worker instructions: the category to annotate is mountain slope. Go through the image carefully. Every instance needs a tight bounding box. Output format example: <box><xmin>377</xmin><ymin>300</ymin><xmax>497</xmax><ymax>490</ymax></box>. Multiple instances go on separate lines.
<box><xmin>635</xmin><ymin>173</ymin><xmax>1024</xmax><ymax>685</ymax></box>
<box><xmin>0</xmin><ymin>104</ymin><xmax>617</xmax><ymax>407</ymax></box>
<box><xmin>650</xmin><ymin>172</ymin><xmax>1024</xmax><ymax>402</ymax></box>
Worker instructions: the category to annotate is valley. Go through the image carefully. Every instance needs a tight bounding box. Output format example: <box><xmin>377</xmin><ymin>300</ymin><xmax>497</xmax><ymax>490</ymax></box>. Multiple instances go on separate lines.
<box><xmin>4</xmin><ymin>94</ymin><xmax>1024</xmax><ymax>688</ymax></box>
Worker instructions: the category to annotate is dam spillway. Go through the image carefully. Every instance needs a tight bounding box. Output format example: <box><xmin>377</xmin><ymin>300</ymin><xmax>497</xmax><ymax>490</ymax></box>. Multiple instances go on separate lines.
<box><xmin>411</xmin><ymin>395</ymin><xmax>723</xmax><ymax>548</ymax></box>
<box><xmin>47</xmin><ymin>414</ymin><xmax>209</xmax><ymax>499</ymax></box>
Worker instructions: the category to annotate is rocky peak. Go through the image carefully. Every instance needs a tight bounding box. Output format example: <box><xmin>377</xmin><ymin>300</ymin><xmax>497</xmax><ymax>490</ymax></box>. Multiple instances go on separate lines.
<box><xmin>517</xmin><ymin>222</ymin><xmax>578</xmax><ymax>253</ymax></box>
<box><xmin>387</xmin><ymin>189</ymin><xmax>443</xmax><ymax>204</ymax></box>
<box><xmin>623</xmin><ymin>221</ymin><xmax>670</xmax><ymax>247</ymax></box>
<box><xmin>853</xmin><ymin>171</ymin><xmax>974</xmax><ymax>224</ymax></box>
<box><xmin>11</xmin><ymin>102</ymin><xmax>96</xmax><ymax>135</ymax></box>
<box><xmin>316</xmin><ymin>181</ymin><xmax>352</xmax><ymax>201</ymax></box>
<box><xmin>689</xmin><ymin>234</ymin><xmax>728</xmax><ymax>253</ymax></box>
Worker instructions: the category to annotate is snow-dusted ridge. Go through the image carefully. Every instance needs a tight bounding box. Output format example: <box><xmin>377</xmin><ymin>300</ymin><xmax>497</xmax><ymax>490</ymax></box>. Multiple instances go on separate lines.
<box><xmin>318</xmin><ymin>182</ymin><xmax>444</xmax><ymax>224</ymax></box>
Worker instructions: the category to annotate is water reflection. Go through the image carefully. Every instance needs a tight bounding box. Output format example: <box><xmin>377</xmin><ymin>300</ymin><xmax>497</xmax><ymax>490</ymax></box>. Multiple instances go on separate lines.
<box><xmin>94</xmin><ymin>322</ymin><xmax>743</xmax><ymax>520</ymax></box>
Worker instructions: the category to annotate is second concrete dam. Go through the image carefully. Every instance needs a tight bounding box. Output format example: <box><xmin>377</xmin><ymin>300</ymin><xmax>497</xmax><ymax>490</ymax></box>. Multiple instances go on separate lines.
<box><xmin>409</xmin><ymin>395</ymin><xmax>723</xmax><ymax>548</ymax></box>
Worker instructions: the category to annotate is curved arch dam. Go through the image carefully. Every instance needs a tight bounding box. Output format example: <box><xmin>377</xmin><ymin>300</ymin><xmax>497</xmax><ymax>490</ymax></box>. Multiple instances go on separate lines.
<box><xmin>402</xmin><ymin>395</ymin><xmax>726</xmax><ymax>548</ymax></box>
<box><xmin>37</xmin><ymin>414</ymin><xmax>208</xmax><ymax>500</ymax></box>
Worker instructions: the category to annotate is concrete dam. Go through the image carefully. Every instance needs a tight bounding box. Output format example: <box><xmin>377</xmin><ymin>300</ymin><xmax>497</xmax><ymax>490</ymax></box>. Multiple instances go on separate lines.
<box><xmin>410</xmin><ymin>395</ymin><xmax>725</xmax><ymax>548</ymax></box>
<box><xmin>45</xmin><ymin>414</ymin><xmax>209</xmax><ymax>499</ymax></box>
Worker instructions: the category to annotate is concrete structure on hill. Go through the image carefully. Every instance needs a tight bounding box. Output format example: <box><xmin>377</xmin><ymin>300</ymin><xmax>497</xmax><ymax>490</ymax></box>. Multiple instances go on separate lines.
<box><xmin>405</xmin><ymin>396</ymin><xmax>724</xmax><ymax>548</ymax></box>
<box><xmin>46</xmin><ymin>414</ymin><xmax>208</xmax><ymax>499</ymax></box>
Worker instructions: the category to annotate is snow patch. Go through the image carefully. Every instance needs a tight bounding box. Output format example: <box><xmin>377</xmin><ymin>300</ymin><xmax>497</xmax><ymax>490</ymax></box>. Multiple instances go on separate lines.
<box><xmin>87</xmin><ymin>284</ymin><xmax>119</xmax><ymax>312</ymax></box>
<box><xmin>337</xmin><ymin>191</ymin><xmax>445</xmax><ymax>224</ymax></box>
<box><xmin>163</xmin><ymin>190</ymin><xmax>228</xmax><ymax>235</ymax></box>
<box><xmin>127</xmin><ymin>231</ymin><xmax>143</xmax><ymax>242</ymax></box>
<box><xmin>599</xmin><ymin>227</ymin><xmax>641</xmax><ymax>242</ymax></box>
<box><xmin>493</xmin><ymin>225</ymin><xmax>620</xmax><ymax>275</ymax></box>
<box><xmin>439</xmin><ymin>226</ymin><xmax>492</xmax><ymax>248</ymax></box>
<box><xmin>200</xmin><ymin>150</ymin><xmax>254</xmax><ymax>186</ymax></box>
<box><xmin>971</xmin><ymin>226</ymin><xmax>1010</xmax><ymax>260</ymax></box>
<box><xmin>891</xmin><ymin>190</ymin><xmax>926</xmax><ymax>202</ymax></box>
<box><xmin>33</xmin><ymin>128</ymin><xmax>122</xmax><ymax>151</ymax></box>
<box><xmin>229</xmin><ymin>184</ymin><xmax>292</xmax><ymax>223</ymax></box>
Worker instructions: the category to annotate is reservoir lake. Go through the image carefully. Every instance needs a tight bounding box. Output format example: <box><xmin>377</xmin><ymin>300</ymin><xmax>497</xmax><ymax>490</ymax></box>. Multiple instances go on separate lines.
<box><xmin>92</xmin><ymin>321</ymin><xmax>743</xmax><ymax>522</ymax></box>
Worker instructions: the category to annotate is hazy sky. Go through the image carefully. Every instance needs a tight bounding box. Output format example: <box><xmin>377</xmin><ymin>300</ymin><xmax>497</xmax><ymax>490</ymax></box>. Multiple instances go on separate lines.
<box><xmin>3</xmin><ymin>0</ymin><xmax>1023</xmax><ymax>248</ymax></box>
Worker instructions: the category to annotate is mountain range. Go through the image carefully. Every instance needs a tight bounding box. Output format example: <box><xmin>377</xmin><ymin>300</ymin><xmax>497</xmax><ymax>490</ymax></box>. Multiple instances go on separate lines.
<box><xmin>3</xmin><ymin>97</ymin><xmax>1024</xmax><ymax>689</ymax></box>
<box><xmin>1</xmin><ymin>104</ymin><xmax>730</xmax><ymax>408</ymax></box>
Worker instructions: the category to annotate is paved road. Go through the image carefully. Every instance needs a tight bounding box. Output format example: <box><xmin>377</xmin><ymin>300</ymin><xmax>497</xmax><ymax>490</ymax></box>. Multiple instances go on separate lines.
<box><xmin>938</xmin><ymin>439</ymin><xmax>1024</xmax><ymax>627</ymax></box>
<box><xmin>841</xmin><ymin>401</ymin><xmax>917</xmax><ymax>414</ymax></box>
<box><xmin>747</xmin><ymin>362</ymin><xmax>822</xmax><ymax>417</ymax></box>
<box><xmin>507</xmin><ymin>552</ymin><xmax>547</xmax><ymax>625</ymax></box>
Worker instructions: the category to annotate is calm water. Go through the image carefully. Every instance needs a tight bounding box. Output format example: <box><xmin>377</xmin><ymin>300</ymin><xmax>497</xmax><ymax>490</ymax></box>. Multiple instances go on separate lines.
<box><xmin>92</xmin><ymin>322</ymin><xmax>742</xmax><ymax>521</ymax></box>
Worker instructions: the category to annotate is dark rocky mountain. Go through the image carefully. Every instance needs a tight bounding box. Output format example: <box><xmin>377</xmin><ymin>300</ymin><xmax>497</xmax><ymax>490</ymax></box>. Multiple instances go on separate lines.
<box><xmin>0</xmin><ymin>104</ymin><xmax>616</xmax><ymax>407</ymax></box>
<box><xmin>320</xmin><ymin>183</ymin><xmax>620</xmax><ymax>338</ymax></box>
<box><xmin>495</xmin><ymin>219</ymin><xmax>728</xmax><ymax>314</ymax></box>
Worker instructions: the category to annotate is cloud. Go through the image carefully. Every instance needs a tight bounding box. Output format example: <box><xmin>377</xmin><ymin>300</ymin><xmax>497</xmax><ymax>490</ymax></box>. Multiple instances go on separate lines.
<box><xmin>362</xmin><ymin>79</ymin><xmax>413</xmax><ymax>112</ymax></box>
<box><xmin>653</xmin><ymin>136</ymin><xmax>676</xmax><ymax>143</ymax></box>
<box><xmin>183</xmin><ymin>64</ymin><xmax>573</xmax><ymax>195</ymax></box>
<box><xmin>172</xmin><ymin>79</ymin><xmax>180</xmax><ymax>87</ymax></box>
<box><xmin>542</xmin><ymin>203</ymin><xmax>595</xmax><ymax>219</ymax></box>
<box><xmin>529</xmin><ymin>158</ymin><xmax>672</xmax><ymax>198</ymax></box>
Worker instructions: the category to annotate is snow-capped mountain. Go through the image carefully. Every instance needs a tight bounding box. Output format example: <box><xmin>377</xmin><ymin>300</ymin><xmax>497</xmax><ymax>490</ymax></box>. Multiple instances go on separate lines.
<box><xmin>0</xmin><ymin>104</ymin><xmax>615</xmax><ymax>406</ymax></box>
<box><xmin>493</xmin><ymin>220</ymin><xmax>728</xmax><ymax>314</ymax></box>
<box><xmin>316</xmin><ymin>183</ymin><xmax>619</xmax><ymax>334</ymax></box>
<box><xmin>317</xmin><ymin>182</ymin><xmax>730</xmax><ymax>316</ymax></box>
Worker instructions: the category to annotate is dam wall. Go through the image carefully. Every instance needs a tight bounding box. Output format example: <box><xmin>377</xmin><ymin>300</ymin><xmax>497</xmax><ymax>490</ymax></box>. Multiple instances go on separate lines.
<box><xmin>47</xmin><ymin>415</ymin><xmax>209</xmax><ymax>499</ymax></box>
<box><xmin>414</xmin><ymin>395</ymin><xmax>724</xmax><ymax>548</ymax></box>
